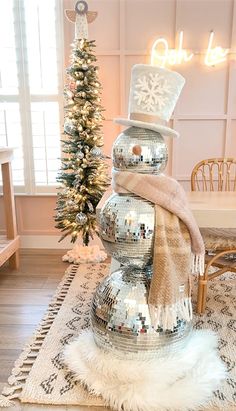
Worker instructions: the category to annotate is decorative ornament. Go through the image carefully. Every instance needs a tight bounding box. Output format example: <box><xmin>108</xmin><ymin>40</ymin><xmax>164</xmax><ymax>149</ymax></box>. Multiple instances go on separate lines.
<box><xmin>76</xmin><ymin>212</ymin><xmax>88</xmax><ymax>225</ymax></box>
<box><xmin>69</xmin><ymin>80</ymin><xmax>76</xmax><ymax>92</ymax></box>
<box><xmin>90</xmin><ymin>146</ymin><xmax>102</xmax><ymax>157</ymax></box>
<box><xmin>134</xmin><ymin>73</ymin><xmax>172</xmax><ymax>112</ymax></box>
<box><xmin>64</xmin><ymin>122</ymin><xmax>76</xmax><ymax>135</ymax></box>
<box><xmin>65</xmin><ymin>1</ymin><xmax>97</xmax><ymax>40</ymax></box>
<box><xmin>76</xmin><ymin>150</ymin><xmax>84</xmax><ymax>159</ymax></box>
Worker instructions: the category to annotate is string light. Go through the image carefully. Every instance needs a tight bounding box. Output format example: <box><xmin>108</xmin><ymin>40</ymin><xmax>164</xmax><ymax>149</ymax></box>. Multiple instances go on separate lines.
<box><xmin>55</xmin><ymin>39</ymin><xmax>109</xmax><ymax>245</ymax></box>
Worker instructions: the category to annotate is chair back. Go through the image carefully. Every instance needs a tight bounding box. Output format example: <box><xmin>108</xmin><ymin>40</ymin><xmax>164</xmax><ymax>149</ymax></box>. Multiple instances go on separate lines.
<box><xmin>191</xmin><ymin>158</ymin><xmax>236</xmax><ymax>191</ymax></box>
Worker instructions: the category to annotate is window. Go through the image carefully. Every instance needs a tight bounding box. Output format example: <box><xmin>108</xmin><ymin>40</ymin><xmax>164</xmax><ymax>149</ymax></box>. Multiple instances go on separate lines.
<box><xmin>0</xmin><ymin>0</ymin><xmax>64</xmax><ymax>193</ymax></box>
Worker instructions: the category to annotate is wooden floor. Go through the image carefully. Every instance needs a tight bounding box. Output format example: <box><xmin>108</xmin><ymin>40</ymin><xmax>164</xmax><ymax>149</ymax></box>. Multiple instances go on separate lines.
<box><xmin>0</xmin><ymin>251</ymin><xmax>229</xmax><ymax>411</ymax></box>
<box><xmin>0</xmin><ymin>251</ymin><xmax>75</xmax><ymax>410</ymax></box>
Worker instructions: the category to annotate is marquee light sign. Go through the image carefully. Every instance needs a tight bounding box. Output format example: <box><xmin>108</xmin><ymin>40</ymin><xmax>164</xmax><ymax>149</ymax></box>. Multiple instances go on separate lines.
<box><xmin>151</xmin><ymin>31</ymin><xmax>229</xmax><ymax>67</ymax></box>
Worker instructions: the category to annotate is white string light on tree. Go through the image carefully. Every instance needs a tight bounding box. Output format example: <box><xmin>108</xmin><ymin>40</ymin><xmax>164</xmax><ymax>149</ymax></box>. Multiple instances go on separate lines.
<box><xmin>55</xmin><ymin>1</ymin><xmax>109</xmax><ymax>262</ymax></box>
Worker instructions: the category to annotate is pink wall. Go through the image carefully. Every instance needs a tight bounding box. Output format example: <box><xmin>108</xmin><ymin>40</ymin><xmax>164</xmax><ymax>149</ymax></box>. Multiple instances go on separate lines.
<box><xmin>64</xmin><ymin>0</ymin><xmax>236</xmax><ymax>178</ymax></box>
<box><xmin>0</xmin><ymin>196</ymin><xmax>57</xmax><ymax>236</ymax></box>
<box><xmin>1</xmin><ymin>0</ymin><xmax>236</xmax><ymax>246</ymax></box>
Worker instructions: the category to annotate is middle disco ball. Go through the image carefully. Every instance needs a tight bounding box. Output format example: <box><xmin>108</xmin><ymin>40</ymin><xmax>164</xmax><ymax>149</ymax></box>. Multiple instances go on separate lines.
<box><xmin>98</xmin><ymin>193</ymin><xmax>155</xmax><ymax>268</ymax></box>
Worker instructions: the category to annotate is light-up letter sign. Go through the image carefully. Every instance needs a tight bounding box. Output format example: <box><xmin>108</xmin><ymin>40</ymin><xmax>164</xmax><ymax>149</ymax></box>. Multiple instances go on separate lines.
<box><xmin>151</xmin><ymin>31</ymin><xmax>193</xmax><ymax>67</ymax></box>
<box><xmin>204</xmin><ymin>31</ymin><xmax>229</xmax><ymax>66</ymax></box>
<box><xmin>151</xmin><ymin>31</ymin><xmax>229</xmax><ymax>67</ymax></box>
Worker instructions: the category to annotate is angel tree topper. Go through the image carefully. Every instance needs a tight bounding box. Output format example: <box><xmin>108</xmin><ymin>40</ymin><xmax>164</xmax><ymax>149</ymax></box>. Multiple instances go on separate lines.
<box><xmin>65</xmin><ymin>0</ymin><xmax>97</xmax><ymax>40</ymax></box>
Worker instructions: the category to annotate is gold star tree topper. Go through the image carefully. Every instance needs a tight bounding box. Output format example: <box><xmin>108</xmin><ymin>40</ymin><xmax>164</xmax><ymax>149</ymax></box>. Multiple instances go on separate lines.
<box><xmin>65</xmin><ymin>0</ymin><xmax>97</xmax><ymax>40</ymax></box>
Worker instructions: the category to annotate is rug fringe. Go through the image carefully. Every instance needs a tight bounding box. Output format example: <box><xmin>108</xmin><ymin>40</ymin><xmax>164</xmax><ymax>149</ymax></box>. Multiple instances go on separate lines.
<box><xmin>0</xmin><ymin>394</ymin><xmax>15</xmax><ymax>407</ymax></box>
<box><xmin>0</xmin><ymin>264</ymin><xmax>79</xmax><ymax>407</ymax></box>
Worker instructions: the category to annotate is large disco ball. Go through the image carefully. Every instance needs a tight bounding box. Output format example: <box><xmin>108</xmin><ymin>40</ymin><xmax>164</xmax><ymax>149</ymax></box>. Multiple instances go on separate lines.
<box><xmin>91</xmin><ymin>266</ymin><xmax>192</xmax><ymax>360</ymax></box>
<box><xmin>113</xmin><ymin>126</ymin><xmax>168</xmax><ymax>174</ymax></box>
<box><xmin>98</xmin><ymin>193</ymin><xmax>154</xmax><ymax>268</ymax></box>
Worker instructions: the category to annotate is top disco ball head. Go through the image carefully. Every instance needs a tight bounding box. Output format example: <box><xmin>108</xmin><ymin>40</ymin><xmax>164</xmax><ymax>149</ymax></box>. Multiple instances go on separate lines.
<box><xmin>112</xmin><ymin>126</ymin><xmax>168</xmax><ymax>174</ymax></box>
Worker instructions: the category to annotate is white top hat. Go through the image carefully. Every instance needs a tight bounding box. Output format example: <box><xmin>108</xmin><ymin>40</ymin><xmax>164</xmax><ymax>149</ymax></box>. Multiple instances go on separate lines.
<box><xmin>115</xmin><ymin>64</ymin><xmax>185</xmax><ymax>138</ymax></box>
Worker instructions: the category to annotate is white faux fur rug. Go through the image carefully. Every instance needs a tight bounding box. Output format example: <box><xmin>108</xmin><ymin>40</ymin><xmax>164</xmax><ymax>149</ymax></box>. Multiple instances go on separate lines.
<box><xmin>64</xmin><ymin>329</ymin><xmax>226</xmax><ymax>411</ymax></box>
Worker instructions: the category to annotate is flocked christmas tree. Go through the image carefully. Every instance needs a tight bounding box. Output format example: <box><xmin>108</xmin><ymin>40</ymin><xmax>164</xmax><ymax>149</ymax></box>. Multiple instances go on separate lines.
<box><xmin>55</xmin><ymin>1</ymin><xmax>108</xmax><ymax>246</ymax></box>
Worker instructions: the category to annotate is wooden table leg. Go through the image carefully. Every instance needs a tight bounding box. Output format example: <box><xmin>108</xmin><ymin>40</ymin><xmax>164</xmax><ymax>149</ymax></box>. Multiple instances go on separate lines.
<box><xmin>9</xmin><ymin>248</ymin><xmax>20</xmax><ymax>269</ymax></box>
<box><xmin>1</xmin><ymin>162</ymin><xmax>19</xmax><ymax>269</ymax></box>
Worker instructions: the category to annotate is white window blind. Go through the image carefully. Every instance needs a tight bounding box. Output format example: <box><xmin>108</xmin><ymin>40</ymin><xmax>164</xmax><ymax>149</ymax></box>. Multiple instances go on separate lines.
<box><xmin>0</xmin><ymin>0</ymin><xmax>64</xmax><ymax>194</ymax></box>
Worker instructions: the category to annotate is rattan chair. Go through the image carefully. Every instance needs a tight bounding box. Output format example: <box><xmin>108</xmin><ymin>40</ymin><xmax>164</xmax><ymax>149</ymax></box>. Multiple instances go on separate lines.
<box><xmin>191</xmin><ymin>158</ymin><xmax>236</xmax><ymax>314</ymax></box>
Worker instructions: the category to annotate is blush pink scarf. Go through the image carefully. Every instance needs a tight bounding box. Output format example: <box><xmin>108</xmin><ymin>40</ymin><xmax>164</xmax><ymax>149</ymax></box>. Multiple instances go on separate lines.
<box><xmin>112</xmin><ymin>171</ymin><xmax>205</xmax><ymax>330</ymax></box>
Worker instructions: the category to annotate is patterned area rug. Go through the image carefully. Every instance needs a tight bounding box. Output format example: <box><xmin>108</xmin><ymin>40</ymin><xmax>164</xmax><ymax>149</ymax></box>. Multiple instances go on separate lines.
<box><xmin>0</xmin><ymin>263</ymin><xmax>235</xmax><ymax>410</ymax></box>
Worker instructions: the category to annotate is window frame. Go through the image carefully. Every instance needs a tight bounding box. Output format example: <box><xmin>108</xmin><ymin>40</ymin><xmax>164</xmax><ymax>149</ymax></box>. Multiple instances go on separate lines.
<box><xmin>0</xmin><ymin>0</ymin><xmax>65</xmax><ymax>195</ymax></box>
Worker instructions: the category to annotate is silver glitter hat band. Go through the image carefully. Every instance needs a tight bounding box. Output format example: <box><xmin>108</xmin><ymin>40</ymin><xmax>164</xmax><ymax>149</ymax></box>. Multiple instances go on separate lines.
<box><xmin>114</xmin><ymin>117</ymin><xmax>179</xmax><ymax>138</ymax></box>
<box><xmin>129</xmin><ymin>113</ymin><xmax>167</xmax><ymax>127</ymax></box>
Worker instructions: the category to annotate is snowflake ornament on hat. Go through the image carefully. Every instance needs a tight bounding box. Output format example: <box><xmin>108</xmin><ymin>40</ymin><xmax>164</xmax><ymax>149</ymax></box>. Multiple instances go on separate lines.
<box><xmin>115</xmin><ymin>64</ymin><xmax>185</xmax><ymax>138</ymax></box>
<box><xmin>134</xmin><ymin>72</ymin><xmax>173</xmax><ymax>111</ymax></box>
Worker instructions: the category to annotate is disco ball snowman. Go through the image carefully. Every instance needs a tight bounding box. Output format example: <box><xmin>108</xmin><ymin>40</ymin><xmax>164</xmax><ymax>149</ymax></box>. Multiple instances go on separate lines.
<box><xmin>91</xmin><ymin>64</ymin><xmax>191</xmax><ymax>359</ymax></box>
<box><xmin>91</xmin><ymin>128</ymin><xmax>191</xmax><ymax>359</ymax></box>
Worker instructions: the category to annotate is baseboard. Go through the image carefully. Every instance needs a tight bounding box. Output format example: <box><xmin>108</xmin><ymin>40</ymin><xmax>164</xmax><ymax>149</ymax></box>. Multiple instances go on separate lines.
<box><xmin>19</xmin><ymin>235</ymin><xmax>102</xmax><ymax>249</ymax></box>
<box><xmin>20</xmin><ymin>248</ymin><xmax>66</xmax><ymax>255</ymax></box>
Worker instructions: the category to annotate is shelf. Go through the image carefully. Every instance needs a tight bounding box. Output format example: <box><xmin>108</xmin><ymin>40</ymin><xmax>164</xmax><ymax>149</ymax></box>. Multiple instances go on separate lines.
<box><xmin>0</xmin><ymin>152</ymin><xmax>20</xmax><ymax>269</ymax></box>
<box><xmin>0</xmin><ymin>235</ymin><xmax>20</xmax><ymax>267</ymax></box>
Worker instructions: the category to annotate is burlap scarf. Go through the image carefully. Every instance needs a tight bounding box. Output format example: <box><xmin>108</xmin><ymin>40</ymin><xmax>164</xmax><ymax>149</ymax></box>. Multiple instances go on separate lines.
<box><xmin>112</xmin><ymin>171</ymin><xmax>205</xmax><ymax>331</ymax></box>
